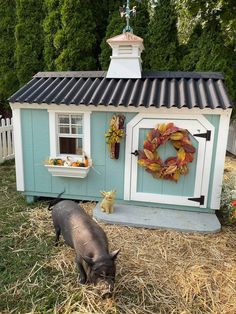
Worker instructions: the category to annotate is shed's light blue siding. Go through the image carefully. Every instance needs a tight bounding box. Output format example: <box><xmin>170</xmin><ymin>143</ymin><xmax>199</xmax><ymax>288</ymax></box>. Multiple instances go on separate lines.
<box><xmin>20</xmin><ymin>109</ymin><xmax>220</xmax><ymax>213</ymax></box>
<box><xmin>21</xmin><ymin>109</ymin><xmax>136</xmax><ymax>200</ymax></box>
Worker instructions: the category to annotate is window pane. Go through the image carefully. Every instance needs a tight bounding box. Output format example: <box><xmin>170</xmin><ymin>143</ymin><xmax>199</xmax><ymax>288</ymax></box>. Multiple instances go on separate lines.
<box><xmin>59</xmin><ymin>126</ymin><xmax>70</xmax><ymax>134</ymax></box>
<box><xmin>58</xmin><ymin>115</ymin><xmax>69</xmax><ymax>124</ymax></box>
<box><xmin>59</xmin><ymin>137</ymin><xmax>83</xmax><ymax>155</ymax></box>
<box><xmin>71</xmin><ymin>115</ymin><xmax>82</xmax><ymax>125</ymax></box>
<box><xmin>71</xmin><ymin>126</ymin><xmax>83</xmax><ymax>134</ymax></box>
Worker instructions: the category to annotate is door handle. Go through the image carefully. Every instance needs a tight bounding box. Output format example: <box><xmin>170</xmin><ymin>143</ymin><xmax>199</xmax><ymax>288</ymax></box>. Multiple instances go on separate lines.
<box><xmin>131</xmin><ymin>150</ymin><xmax>139</xmax><ymax>156</ymax></box>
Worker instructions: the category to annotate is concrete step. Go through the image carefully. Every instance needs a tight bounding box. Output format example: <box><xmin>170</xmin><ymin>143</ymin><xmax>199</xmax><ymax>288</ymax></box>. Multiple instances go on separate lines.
<box><xmin>93</xmin><ymin>203</ymin><xmax>221</xmax><ymax>233</ymax></box>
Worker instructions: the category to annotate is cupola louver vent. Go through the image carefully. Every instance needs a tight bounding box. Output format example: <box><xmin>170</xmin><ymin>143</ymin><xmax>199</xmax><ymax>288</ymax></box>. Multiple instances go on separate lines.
<box><xmin>118</xmin><ymin>45</ymin><xmax>133</xmax><ymax>55</ymax></box>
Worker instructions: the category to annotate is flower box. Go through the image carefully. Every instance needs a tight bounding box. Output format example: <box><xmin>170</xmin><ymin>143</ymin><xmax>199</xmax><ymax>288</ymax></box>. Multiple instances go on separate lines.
<box><xmin>45</xmin><ymin>164</ymin><xmax>91</xmax><ymax>178</ymax></box>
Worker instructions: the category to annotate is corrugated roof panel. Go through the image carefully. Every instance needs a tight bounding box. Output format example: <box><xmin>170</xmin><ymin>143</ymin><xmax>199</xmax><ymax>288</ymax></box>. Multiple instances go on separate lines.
<box><xmin>25</xmin><ymin>78</ymin><xmax>55</xmax><ymax>103</ymax></box>
<box><xmin>72</xmin><ymin>78</ymin><xmax>93</xmax><ymax>104</ymax></box>
<box><xmin>196</xmin><ymin>79</ymin><xmax>206</xmax><ymax>109</ymax></box>
<box><xmin>82</xmin><ymin>78</ymin><xmax>102</xmax><ymax>105</ymax></box>
<box><xmin>90</xmin><ymin>78</ymin><xmax>109</xmax><ymax>105</ymax></box>
<box><xmin>138</xmin><ymin>79</ymin><xmax>151</xmax><ymax>107</ymax></box>
<box><xmin>51</xmin><ymin>77</ymin><xmax>76</xmax><ymax>104</ymax></box>
<box><xmin>189</xmin><ymin>79</ymin><xmax>198</xmax><ymax>108</ymax></box>
<box><xmin>15</xmin><ymin>78</ymin><xmax>44</xmax><ymax>102</ymax></box>
<box><xmin>206</xmin><ymin>79</ymin><xmax>220</xmax><ymax>109</ymax></box>
<box><xmin>62</xmin><ymin>77</ymin><xmax>85</xmax><ymax>105</ymax></box>
<box><xmin>159</xmin><ymin>79</ymin><xmax>169</xmax><ymax>108</ymax></box>
<box><xmin>44</xmin><ymin>78</ymin><xmax>71</xmax><ymax>103</ymax></box>
<box><xmin>215</xmin><ymin>79</ymin><xmax>231</xmax><ymax>109</ymax></box>
<box><xmin>127</xmin><ymin>79</ymin><xmax>140</xmax><ymax>106</ymax></box>
<box><xmin>169</xmin><ymin>79</ymin><xmax>178</xmax><ymax>108</ymax></box>
<box><xmin>99</xmin><ymin>79</ymin><xmax>119</xmax><ymax>106</ymax></box>
<box><xmin>118</xmin><ymin>79</ymin><xmax>134</xmax><ymax>107</ymax></box>
<box><xmin>8</xmin><ymin>71</ymin><xmax>233</xmax><ymax>109</ymax></box>
<box><xmin>37</xmin><ymin>77</ymin><xmax>69</xmax><ymax>103</ymax></box>
<box><xmin>178</xmin><ymin>78</ymin><xmax>187</xmax><ymax>108</ymax></box>
<box><xmin>107</xmin><ymin>79</ymin><xmax>125</xmax><ymax>106</ymax></box>
<box><xmin>62</xmin><ymin>78</ymin><xmax>86</xmax><ymax>104</ymax></box>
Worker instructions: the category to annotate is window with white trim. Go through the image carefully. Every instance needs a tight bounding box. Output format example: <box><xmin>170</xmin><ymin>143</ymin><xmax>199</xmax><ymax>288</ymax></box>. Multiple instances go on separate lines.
<box><xmin>57</xmin><ymin>113</ymin><xmax>83</xmax><ymax>155</ymax></box>
<box><xmin>48</xmin><ymin>110</ymin><xmax>91</xmax><ymax>158</ymax></box>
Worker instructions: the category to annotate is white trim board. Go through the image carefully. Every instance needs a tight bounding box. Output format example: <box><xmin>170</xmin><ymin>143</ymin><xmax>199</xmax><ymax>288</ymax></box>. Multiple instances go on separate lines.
<box><xmin>12</xmin><ymin>108</ymin><xmax>24</xmax><ymax>191</ymax></box>
<box><xmin>10</xmin><ymin>102</ymin><xmax>232</xmax><ymax>116</ymax></box>
<box><xmin>211</xmin><ymin>113</ymin><xmax>231</xmax><ymax>209</ymax></box>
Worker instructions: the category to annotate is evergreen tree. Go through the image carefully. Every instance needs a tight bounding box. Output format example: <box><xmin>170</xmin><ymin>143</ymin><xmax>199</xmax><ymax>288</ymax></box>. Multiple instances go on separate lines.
<box><xmin>43</xmin><ymin>0</ymin><xmax>63</xmax><ymax>71</ymax></box>
<box><xmin>99</xmin><ymin>9</ymin><xmax>126</xmax><ymax>71</ymax></box>
<box><xmin>176</xmin><ymin>0</ymin><xmax>236</xmax><ymax>110</ymax></box>
<box><xmin>132</xmin><ymin>0</ymin><xmax>149</xmax><ymax>39</ymax></box>
<box><xmin>54</xmin><ymin>0</ymin><xmax>97</xmax><ymax>71</ymax></box>
<box><xmin>132</xmin><ymin>0</ymin><xmax>150</xmax><ymax>69</ymax></box>
<box><xmin>195</xmin><ymin>19</ymin><xmax>234</xmax><ymax>102</ymax></box>
<box><xmin>15</xmin><ymin>0</ymin><xmax>45</xmax><ymax>85</ymax></box>
<box><xmin>90</xmin><ymin>1</ymin><xmax>110</xmax><ymax>69</ymax></box>
<box><xmin>0</xmin><ymin>0</ymin><xmax>18</xmax><ymax>111</ymax></box>
<box><xmin>145</xmin><ymin>0</ymin><xmax>179</xmax><ymax>71</ymax></box>
<box><xmin>180</xmin><ymin>23</ymin><xmax>202</xmax><ymax>71</ymax></box>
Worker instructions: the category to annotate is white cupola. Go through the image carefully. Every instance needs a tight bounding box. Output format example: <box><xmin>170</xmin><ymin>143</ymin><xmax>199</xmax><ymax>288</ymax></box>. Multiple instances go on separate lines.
<box><xmin>106</xmin><ymin>32</ymin><xmax>144</xmax><ymax>79</ymax></box>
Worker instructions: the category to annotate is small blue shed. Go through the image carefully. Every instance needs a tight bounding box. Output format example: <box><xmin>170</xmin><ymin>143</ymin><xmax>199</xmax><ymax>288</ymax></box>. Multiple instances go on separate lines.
<box><xmin>9</xmin><ymin>32</ymin><xmax>233</xmax><ymax>230</ymax></box>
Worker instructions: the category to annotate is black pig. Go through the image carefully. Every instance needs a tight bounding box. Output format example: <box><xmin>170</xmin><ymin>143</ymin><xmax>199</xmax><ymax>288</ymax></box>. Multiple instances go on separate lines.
<box><xmin>51</xmin><ymin>200</ymin><xmax>119</xmax><ymax>297</ymax></box>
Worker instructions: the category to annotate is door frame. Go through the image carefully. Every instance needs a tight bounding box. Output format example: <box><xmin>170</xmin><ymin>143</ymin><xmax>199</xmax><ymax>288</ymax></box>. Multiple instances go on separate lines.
<box><xmin>124</xmin><ymin>113</ymin><xmax>215</xmax><ymax>208</ymax></box>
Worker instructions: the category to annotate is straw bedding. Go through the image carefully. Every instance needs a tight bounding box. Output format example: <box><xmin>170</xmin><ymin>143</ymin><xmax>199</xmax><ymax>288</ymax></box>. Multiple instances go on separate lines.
<box><xmin>4</xmin><ymin>155</ymin><xmax>236</xmax><ymax>313</ymax></box>
<box><xmin>7</xmin><ymin>199</ymin><xmax>236</xmax><ymax>314</ymax></box>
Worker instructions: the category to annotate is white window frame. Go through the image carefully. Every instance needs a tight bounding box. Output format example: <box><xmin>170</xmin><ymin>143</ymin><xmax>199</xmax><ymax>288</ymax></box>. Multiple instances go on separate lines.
<box><xmin>48</xmin><ymin>110</ymin><xmax>91</xmax><ymax>159</ymax></box>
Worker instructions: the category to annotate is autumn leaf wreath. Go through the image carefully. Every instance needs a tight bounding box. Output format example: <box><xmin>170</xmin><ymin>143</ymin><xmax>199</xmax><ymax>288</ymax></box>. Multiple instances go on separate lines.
<box><xmin>137</xmin><ymin>123</ymin><xmax>196</xmax><ymax>182</ymax></box>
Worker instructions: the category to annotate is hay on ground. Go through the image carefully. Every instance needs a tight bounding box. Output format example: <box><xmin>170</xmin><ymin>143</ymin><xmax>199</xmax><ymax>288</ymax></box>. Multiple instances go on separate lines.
<box><xmin>7</xmin><ymin>200</ymin><xmax>236</xmax><ymax>314</ymax></box>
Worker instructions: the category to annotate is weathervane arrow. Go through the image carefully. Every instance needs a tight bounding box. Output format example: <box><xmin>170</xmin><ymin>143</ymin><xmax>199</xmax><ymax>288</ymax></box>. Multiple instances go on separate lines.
<box><xmin>120</xmin><ymin>0</ymin><xmax>142</xmax><ymax>33</ymax></box>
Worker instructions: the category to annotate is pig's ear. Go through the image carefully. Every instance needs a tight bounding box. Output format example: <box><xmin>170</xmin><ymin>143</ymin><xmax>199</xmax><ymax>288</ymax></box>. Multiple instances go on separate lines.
<box><xmin>83</xmin><ymin>256</ymin><xmax>94</xmax><ymax>265</ymax></box>
<box><xmin>110</xmin><ymin>249</ymin><xmax>120</xmax><ymax>260</ymax></box>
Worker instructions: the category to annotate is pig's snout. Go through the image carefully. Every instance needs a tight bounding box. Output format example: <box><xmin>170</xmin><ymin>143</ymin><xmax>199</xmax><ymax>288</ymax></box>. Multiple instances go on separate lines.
<box><xmin>96</xmin><ymin>280</ymin><xmax>114</xmax><ymax>298</ymax></box>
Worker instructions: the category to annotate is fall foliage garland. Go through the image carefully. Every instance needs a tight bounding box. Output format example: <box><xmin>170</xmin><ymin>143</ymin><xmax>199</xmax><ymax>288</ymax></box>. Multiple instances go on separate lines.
<box><xmin>137</xmin><ymin>123</ymin><xmax>196</xmax><ymax>182</ymax></box>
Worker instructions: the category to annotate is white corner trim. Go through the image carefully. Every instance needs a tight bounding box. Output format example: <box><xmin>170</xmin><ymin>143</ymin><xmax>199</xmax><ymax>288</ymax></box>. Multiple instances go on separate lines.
<box><xmin>83</xmin><ymin>111</ymin><xmax>91</xmax><ymax>158</ymax></box>
<box><xmin>211</xmin><ymin>112</ymin><xmax>232</xmax><ymax>209</ymax></box>
<box><xmin>48</xmin><ymin>111</ymin><xmax>57</xmax><ymax>157</ymax></box>
<box><xmin>12</xmin><ymin>108</ymin><xmax>24</xmax><ymax>191</ymax></box>
<box><xmin>124</xmin><ymin>117</ymin><xmax>135</xmax><ymax>200</ymax></box>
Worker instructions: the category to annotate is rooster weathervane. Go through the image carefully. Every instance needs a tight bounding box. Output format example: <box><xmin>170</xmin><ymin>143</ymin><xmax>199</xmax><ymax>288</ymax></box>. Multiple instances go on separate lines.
<box><xmin>119</xmin><ymin>0</ymin><xmax>142</xmax><ymax>33</ymax></box>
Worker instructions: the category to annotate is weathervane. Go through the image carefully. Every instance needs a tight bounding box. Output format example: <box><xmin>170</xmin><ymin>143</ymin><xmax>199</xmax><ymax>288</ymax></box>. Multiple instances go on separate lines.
<box><xmin>119</xmin><ymin>0</ymin><xmax>141</xmax><ymax>33</ymax></box>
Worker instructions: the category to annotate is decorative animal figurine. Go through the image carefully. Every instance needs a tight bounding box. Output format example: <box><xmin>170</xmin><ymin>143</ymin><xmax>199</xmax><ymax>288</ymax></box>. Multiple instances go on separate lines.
<box><xmin>63</xmin><ymin>156</ymin><xmax>72</xmax><ymax>166</ymax></box>
<box><xmin>100</xmin><ymin>190</ymin><xmax>116</xmax><ymax>214</ymax></box>
<box><xmin>50</xmin><ymin>200</ymin><xmax>120</xmax><ymax>298</ymax></box>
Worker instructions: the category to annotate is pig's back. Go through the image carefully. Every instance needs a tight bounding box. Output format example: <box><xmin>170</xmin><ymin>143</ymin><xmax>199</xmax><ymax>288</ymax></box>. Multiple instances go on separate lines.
<box><xmin>52</xmin><ymin>200</ymin><xmax>82</xmax><ymax>247</ymax></box>
<box><xmin>52</xmin><ymin>200</ymin><xmax>108</xmax><ymax>253</ymax></box>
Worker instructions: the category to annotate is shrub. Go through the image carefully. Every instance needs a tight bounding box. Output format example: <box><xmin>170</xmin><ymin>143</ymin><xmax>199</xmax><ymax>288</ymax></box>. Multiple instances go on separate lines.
<box><xmin>220</xmin><ymin>173</ymin><xmax>236</xmax><ymax>225</ymax></box>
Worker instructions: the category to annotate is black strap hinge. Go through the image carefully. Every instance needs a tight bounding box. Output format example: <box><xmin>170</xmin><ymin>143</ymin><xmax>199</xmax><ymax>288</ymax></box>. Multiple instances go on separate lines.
<box><xmin>188</xmin><ymin>195</ymin><xmax>205</xmax><ymax>205</ymax></box>
<box><xmin>193</xmin><ymin>130</ymin><xmax>211</xmax><ymax>141</ymax></box>
<box><xmin>131</xmin><ymin>150</ymin><xmax>139</xmax><ymax>157</ymax></box>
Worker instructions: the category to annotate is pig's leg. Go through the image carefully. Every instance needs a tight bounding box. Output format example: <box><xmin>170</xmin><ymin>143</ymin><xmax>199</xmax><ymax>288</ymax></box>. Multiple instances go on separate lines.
<box><xmin>76</xmin><ymin>255</ymin><xmax>87</xmax><ymax>284</ymax></box>
<box><xmin>54</xmin><ymin>226</ymin><xmax>61</xmax><ymax>246</ymax></box>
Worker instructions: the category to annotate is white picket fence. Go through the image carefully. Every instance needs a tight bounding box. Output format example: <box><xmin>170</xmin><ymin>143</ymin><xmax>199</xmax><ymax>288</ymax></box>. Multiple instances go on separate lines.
<box><xmin>0</xmin><ymin>117</ymin><xmax>14</xmax><ymax>163</ymax></box>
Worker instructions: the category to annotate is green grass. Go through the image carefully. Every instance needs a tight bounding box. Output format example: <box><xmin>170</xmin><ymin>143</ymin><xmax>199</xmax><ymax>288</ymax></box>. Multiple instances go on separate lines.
<box><xmin>0</xmin><ymin>161</ymin><xmax>66</xmax><ymax>313</ymax></box>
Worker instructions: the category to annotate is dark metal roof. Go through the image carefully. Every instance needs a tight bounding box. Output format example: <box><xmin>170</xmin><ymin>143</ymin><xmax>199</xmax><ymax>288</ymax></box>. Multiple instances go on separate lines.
<box><xmin>9</xmin><ymin>71</ymin><xmax>233</xmax><ymax>109</ymax></box>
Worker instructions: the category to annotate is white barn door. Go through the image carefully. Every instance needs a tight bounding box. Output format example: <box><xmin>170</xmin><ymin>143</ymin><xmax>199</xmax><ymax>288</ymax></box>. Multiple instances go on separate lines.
<box><xmin>124</xmin><ymin>114</ymin><xmax>215</xmax><ymax>208</ymax></box>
